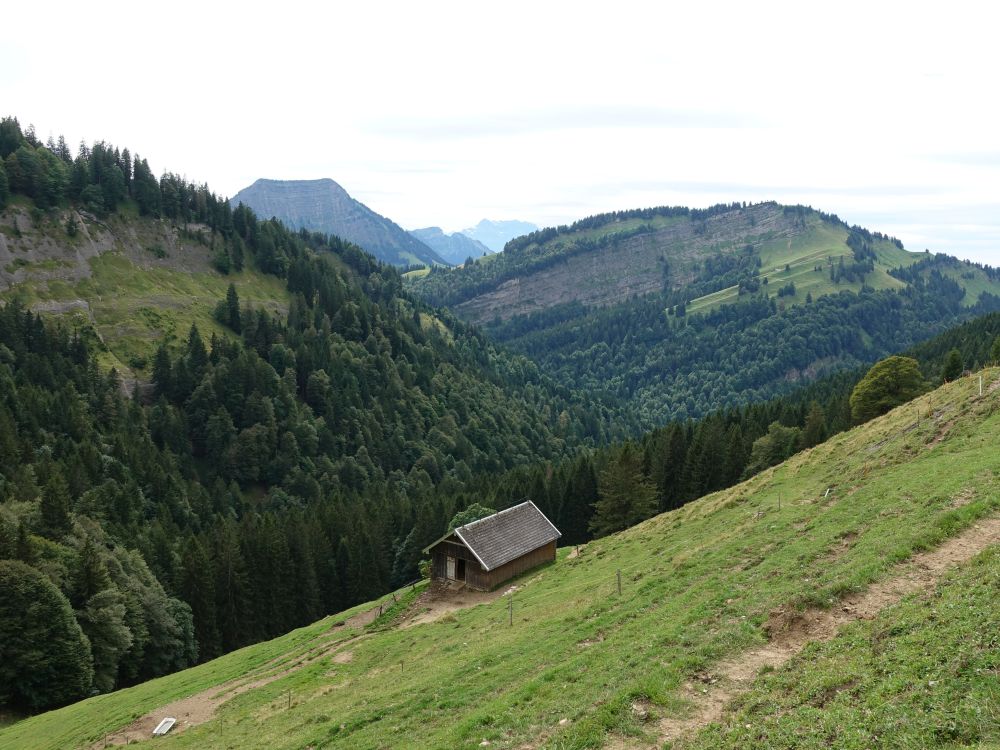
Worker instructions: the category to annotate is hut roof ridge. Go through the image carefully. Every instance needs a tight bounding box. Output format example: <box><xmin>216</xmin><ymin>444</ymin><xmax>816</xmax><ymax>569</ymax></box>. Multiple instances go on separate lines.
<box><xmin>453</xmin><ymin>500</ymin><xmax>561</xmax><ymax>571</ymax></box>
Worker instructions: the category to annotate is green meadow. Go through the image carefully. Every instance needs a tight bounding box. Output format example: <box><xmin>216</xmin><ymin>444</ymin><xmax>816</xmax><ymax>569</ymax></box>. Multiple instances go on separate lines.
<box><xmin>687</xmin><ymin>218</ymin><xmax>922</xmax><ymax>316</ymax></box>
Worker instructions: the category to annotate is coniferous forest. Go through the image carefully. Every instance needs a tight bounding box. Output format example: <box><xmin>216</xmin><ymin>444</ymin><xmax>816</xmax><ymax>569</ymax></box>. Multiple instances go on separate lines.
<box><xmin>2</xmin><ymin>113</ymin><xmax>1000</xmax><ymax>715</ymax></box>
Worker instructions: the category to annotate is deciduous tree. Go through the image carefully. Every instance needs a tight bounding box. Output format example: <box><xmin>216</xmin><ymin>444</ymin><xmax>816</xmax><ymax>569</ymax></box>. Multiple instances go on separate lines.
<box><xmin>850</xmin><ymin>356</ymin><xmax>926</xmax><ymax>424</ymax></box>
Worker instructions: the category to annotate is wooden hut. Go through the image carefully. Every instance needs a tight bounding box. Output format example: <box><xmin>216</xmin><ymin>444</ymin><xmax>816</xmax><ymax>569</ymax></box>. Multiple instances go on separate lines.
<box><xmin>422</xmin><ymin>501</ymin><xmax>561</xmax><ymax>590</ymax></box>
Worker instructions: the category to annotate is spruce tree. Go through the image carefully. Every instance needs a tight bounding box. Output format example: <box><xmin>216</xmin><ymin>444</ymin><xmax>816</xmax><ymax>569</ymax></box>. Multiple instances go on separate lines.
<box><xmin>589</xmin><ymin>446</ymin><xmax>657</xmax><ymax>538</ymax></box>
<box><xmin>942</xmin><ymin>348</ymin><xmax>963</xmax><ymax>382</ymax></box>
<box><xmin>151</xmin><ymin>344</ymin><xmax>172</xmax><ymax>399</ymax></box>
<box><xmin>226</xmin><ymin>283</ymin><xmax>242</xmax><ymax>333</ymax></box>
<box><xmin>0</xmin><ymin>560</ymin><xmax>94</xmax><ymax>710</ymax></box>
<box><xmin>39</xmin><ymin>467</ymin><xmax>72</xmax><ymax>539</ymax></box>
<box><xmin>800</xmin><ymin>401</ymin><xmax>826</xmax><ymax>448</ymax></box>
<box><xmin>180</xmin><ymin>536</ymin><xmax>219</xmax><ymax>661</ymax></box>
<box><xmin>71</xmin><ymin>537</ymin><xmax>111</xmax><ymax>608</ymax></box>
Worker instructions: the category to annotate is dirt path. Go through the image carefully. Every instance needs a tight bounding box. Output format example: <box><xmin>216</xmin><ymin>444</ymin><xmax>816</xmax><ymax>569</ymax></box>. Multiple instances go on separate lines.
<box><xmin>90</xmin><ymin>617</ymin><xmax>372</xmax><ymax>748</ymax></box>
<box><xmin>607</xmin><ymin>515</ymin><xmax>1000</xmax><ymax>749</ymax></box>
<box><xmin>91</xmin><ymin>589</ymin><xmax>473</xmax><ymax>747</ymax></box>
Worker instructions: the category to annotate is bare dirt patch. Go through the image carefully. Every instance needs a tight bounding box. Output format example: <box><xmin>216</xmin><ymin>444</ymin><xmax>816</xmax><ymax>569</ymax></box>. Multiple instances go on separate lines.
<box><xmin>331</xmin><ymin>650</ymin><xmax>353</xmax><ymax>664</ymax></box>
<box><xmin>401</xmin><ymin>582</ymin><xmax>514</xmax><ymax>629</ymax></box>
<box><xmin>602</xmin><ymin>515</ymin><xmax>1000</xmax><ymax>749</ymax></box>
<box><xmin>343</xmin><ymin>604</ymin><xmax>381</xmax><ymax>629</ymax></box>
<box><xmin>928</xmin><ymin>415</ymin><xmax>959</xmax><ymax>448</ymax></box>
<box><xmin>950</xmin><ymin>487</ymin><xmax>976</xmax><ymax>508</ymax></box>
<box><xmin>91</xmin><ymin>674</ymin><xmax>272</xmax><ymax>747</ymax></box>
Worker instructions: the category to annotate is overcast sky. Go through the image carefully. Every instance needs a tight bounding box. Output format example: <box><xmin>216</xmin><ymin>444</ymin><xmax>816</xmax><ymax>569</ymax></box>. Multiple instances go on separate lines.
<box><xmin>4</xmin><ymin>1</ymin><xmax>999</xmax><ymax>263</ymax></box>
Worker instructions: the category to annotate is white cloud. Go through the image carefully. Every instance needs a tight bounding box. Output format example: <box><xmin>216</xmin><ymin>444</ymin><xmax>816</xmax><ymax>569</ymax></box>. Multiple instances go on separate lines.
<box><xmin>3</xmin><ymin>0</ymin><xmax>999</xmax><ymax>263</ymax></box>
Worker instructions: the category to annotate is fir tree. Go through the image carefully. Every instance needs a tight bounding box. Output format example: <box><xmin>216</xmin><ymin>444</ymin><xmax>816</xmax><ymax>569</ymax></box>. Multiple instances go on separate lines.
<box><xmin>39</xmin><ymin>467</ymin><xmax>73</xmax><ymax>539</ymax></box>
<box><xmin>589</xmin><ymin>446</ymin><xmax>657</xmax><ymax>537</ymax></box>
<box><xmin>0</xmin><ymin>560</ymin><xmax>94</xmax><ymax>710</ymax></box>
<box><xmin>942</xmin><ymin>348</ymin><xmax>963</xmax><ymax>382</ymax></box>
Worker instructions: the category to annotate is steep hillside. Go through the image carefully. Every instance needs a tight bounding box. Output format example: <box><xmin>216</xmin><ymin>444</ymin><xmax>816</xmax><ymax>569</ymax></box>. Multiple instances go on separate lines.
<box><xmin>5</xmin><ymin>371</ymin><xmax>998</xmax><ymax>749</ymax></box>
<box><xmin>461</xmin><ymin>218</ymin><xmax>537</xmax><ymax>252</ymax></box>
<box><xmin>409</xmin><ymin>203</ymin><xmax>931</xmax><ymax>323</ymax></box>
<box><xmin>230</xmin><ymin>179</ymin><xmax>446</xmax><ymax>268</ymax></box>
<box><xmin>409</xmin><ymin>226</ymin><xmax>492</xmax><ymax>265</ymax></box>
<box><xmin>0</xmin><ymin>200</ymin><xmax>290</xmax><ymax>381</ymax></box>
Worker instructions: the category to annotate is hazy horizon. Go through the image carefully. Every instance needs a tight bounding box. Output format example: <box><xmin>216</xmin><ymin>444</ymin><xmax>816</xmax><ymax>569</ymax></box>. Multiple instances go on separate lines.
<box><xmin>4</xmin><ymin>1</ymin><xmax>999</xmax><ymax>264</ymax></box>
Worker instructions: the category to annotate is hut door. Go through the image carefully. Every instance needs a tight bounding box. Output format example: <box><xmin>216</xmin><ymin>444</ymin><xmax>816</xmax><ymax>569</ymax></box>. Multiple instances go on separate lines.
<box><xmin>446</xmin><ymin>556</ymin><xmax>456</xmax><ymax>580</ymax></box>
<box><xmin>456</xmin><ymin>558</ymin><xmax>466</xmax><ymax>581</ymax></box>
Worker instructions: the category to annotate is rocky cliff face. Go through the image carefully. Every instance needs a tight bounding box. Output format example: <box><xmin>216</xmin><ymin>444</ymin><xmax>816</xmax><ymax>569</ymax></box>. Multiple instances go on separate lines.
<box><xmin>230</xmin><ymin>178</ymin><xmax>446</xmax><ymax>267</ymax></box>
<box><xmin>409</xmin><ymin>227</ymin><xmax>492</xmax><ymax>265</ymax></box>
<box><xmin>453</xmin><ymin>204</ymin><xmax>797</xmax><ymax>324</ymax></box>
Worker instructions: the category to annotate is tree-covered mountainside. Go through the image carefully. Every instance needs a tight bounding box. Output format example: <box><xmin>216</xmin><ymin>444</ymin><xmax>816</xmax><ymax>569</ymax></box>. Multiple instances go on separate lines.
<box><xmin>2</xmin><ymin>113</ymin><xmax>999</xmax><ymax>722</ymax></box>
<box><xmin>408</xmin><ymin>226</ymin><xmax>492</xmax><ymax>265</ymax></box>
<box><xmin>228</xmin><ymin>179</ymin><xmax>447</xmax><ymax>268</ymax></box>
<box><xmin>407</xmin><ymin>202</ymin><xmax>1000</xmax><ymax>426</ymax></box>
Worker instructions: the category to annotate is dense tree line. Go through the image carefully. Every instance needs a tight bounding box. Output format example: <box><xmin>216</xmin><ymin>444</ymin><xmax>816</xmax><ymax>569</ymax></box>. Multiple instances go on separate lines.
<box><xmin>492</xmin><ymin>312</ymin><xmax>1000</xmax><ymax>541</ymax></box>
<box><xmin>0</xmin><ymin>304</ymin><xmax>197</xmax><ymax>710</ymax></box>
<box><xmin>484</xmin><ymin>271</ymin><xmax>1000</xmax><ymax>427</ymax></box>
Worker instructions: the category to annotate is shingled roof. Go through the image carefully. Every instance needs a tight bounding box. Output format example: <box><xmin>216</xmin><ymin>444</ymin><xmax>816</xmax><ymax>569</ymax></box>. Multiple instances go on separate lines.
<box><xmin>446</xmin><ymin>501</ymin><xmax>561</xmax><ymax>571</ymax></box>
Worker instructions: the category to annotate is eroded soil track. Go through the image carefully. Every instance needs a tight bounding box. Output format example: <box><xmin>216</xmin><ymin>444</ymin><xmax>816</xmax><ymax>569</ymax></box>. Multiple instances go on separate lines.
<box><xmin>610</xmin><ymin>515</ymin><xmax>1000</xmax><ymax>749</ymax></box>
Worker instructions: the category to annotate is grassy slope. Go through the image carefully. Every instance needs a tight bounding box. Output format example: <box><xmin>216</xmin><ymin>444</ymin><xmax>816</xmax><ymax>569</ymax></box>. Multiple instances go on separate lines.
<box><xmin>4</xmin><ymin>371</ymin><xmax>999</xmax><ymax>749</ymax></box>
<box><xmin>0</xmin><ymin>205</ymin><xmax>290</xmax><ymax>377</ymax></box>
<box><xmin>686</xmin><ymin>545</ymin><xmax>1000</xmax><ymax>749</ymax></box>
<box><xmin>687</xmin><ymin>218</ymin><xmax>920</xmax><ymax>316</ymax></box>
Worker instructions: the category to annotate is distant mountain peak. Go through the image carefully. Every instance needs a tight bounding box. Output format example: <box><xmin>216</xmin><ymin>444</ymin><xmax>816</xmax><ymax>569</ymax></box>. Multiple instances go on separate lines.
<box><xmin>409</xmin><ymin>226</ymin><xmax>492</xmax><ymax>265</ymax></box>
<box><xmin>230</xmin><ymin>179</ymin><xmax>447</xmax><ymax>267</ymax></box>
<box><xmin>459</xmin><ymin>219</ymin><xmax>539</xmax><ymax>252</ymax></box>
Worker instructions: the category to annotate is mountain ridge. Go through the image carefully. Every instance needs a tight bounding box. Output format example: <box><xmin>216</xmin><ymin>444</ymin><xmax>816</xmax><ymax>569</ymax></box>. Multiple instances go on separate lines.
<box><xmin>407</xmin><ymin>201</ymin><xmax>1000</xmax><ymax>424</ymax></box>
<box><xmin>229</xmin><ymin>178</ymin><xmax>447</xmax><ymax>268</ymax></box>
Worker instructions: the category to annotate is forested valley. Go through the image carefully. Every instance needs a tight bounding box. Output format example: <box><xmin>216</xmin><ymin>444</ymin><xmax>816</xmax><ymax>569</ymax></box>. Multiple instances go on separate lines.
<box><xmin>485</xmin><ymin>271</ymin><xmax>1000</xmax><ymax>425</ymax></box>
<box><xmin>2</xmin><ymin>113</ymin><xmax>1000</xmax><ymax>716</ymax></box>
<box><xmin>0</xmin><ymin>116</ymin><xmax>627</xmax><ymax>711</ymax></box>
